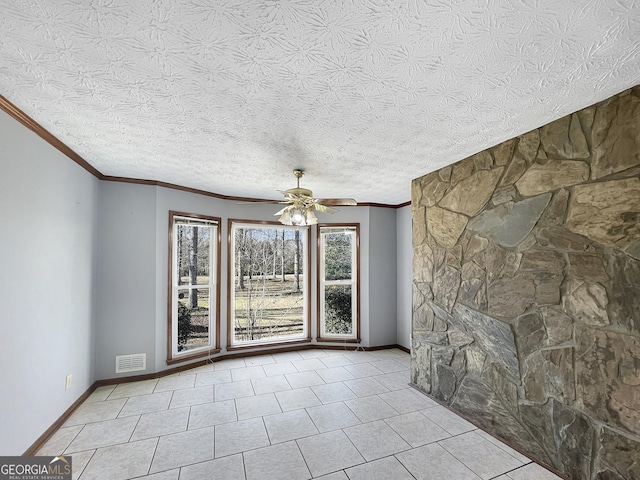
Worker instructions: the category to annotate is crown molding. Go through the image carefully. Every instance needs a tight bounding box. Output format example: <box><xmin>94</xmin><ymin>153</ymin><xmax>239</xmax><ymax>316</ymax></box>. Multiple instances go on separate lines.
<box><xmin>0</xmin><ymin>94</ymin><xmax>104</xmax><ymax>179</ymax></box>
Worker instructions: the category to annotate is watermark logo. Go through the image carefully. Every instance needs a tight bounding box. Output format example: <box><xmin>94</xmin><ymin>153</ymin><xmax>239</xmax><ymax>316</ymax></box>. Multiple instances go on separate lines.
<box><xmin>0</xmin><ymin>456</ymin><xmax>72</xmax><ymax>480</ymax></box>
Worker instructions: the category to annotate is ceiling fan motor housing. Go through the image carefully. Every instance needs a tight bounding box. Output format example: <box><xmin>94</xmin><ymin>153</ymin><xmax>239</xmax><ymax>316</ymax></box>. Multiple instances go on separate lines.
<box><xmin>285</xmin><ymin>187</ymin><xmax>313</xmax><ymax>197</ymax></box>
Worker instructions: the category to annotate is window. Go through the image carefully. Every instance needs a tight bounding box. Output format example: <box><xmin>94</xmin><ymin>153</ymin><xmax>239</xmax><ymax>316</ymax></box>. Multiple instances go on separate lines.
<box><xmin>167</xmin><ymin>212</ymin><xmax>220</xmax><ymax>363</ymax></box>
<box><xmin>318</xmin><ymin>224</ymin><xmax>359</xmax><ymax>341</ymax></box>
<box><xmin>229</xmin><ymin>221</ymin><xmax>310</xmax><ymax>347</ymax></box>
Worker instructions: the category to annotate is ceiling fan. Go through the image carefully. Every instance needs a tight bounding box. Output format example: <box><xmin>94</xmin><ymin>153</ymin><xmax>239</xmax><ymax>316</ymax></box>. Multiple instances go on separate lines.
<box><xmin>275</xmin><ymin>170</ymin><xmax>357</xmax><ymax>226</ymax></box>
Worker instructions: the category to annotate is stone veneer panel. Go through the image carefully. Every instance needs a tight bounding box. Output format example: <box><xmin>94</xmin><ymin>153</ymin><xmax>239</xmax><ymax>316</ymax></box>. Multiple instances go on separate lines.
<box><xmin>411</xmin><ymin>86</ymin><xmax>640</xmax><ymax>480</ymax></box>
<box><xmin>467</xmin><ymin>193</ymin><xmax>551</xmax><ymax>248</ymax></box>
<box><xmin>566</xmin><ymin>178</ymin><xmax>640</xmax><ymax>259</ymax></box>
<box><xmin>439</xmin><ymin>167</ymin><xmax>503</xmax><ymax>216</ymax></box>
<box><xmin>515</xmin><ymin>160</ymin><xmax>589</xmax><ymax>196</ymax></box>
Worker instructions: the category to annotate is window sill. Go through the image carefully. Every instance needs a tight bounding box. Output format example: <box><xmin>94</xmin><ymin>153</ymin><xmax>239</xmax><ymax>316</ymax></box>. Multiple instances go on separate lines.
<box><xmin>167</xmin><ymin>348</ymin><xmax>221</xmax><ymax>365</ymax></box>
<box><xmin>316</xmin><ymin>337</ymin><xmax>361</xmax><ymax>343</ymax></box>
<box><xmin>226</xmin><ymin>338</ymin><xmax>312</xmax><ymax>352</ymax></box>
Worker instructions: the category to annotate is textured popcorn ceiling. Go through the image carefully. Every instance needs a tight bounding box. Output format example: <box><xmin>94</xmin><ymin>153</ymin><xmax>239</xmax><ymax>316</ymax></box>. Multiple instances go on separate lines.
<box><xmin>0</xmin><ymin>1</ymin><xmax>639</xmax><ymax>204</ymax></box>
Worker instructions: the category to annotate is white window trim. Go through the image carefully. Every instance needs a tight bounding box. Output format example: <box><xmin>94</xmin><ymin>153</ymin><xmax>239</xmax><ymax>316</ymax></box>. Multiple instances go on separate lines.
<box><xmin>229</xmin><ymin>221</ymin><xmax>310</xmax><ymax>348</ymax></box>
<box><xmin>168</xmin><ymin>212</ymin><xmax>220</xmax><ymax>363</ymax></box>
<box><xmin>318</xmin><ymin>226</ymin><xmax>358</xmax><ymax>340</ymax></box>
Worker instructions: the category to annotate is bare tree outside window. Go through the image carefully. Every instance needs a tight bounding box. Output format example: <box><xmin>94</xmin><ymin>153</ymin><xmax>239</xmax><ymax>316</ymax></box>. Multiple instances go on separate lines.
<box><xmin>232</xmin><ymin>224</ymin><xmax>307</xmax><ymax>344</ymax></box>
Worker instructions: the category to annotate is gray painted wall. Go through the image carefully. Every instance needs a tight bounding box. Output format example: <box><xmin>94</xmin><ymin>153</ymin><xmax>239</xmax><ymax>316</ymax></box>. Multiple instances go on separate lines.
<box><xmin>94</xmin><ymin>182</ymin><xmax>158</xmax><ymax>380</ymax></box>
<box><xmin>0</xmin><ymin>111</ymin><xmax>99</xmax><ymax>455</ymax></box>
<box><xmin>396</xmin><ymin>205</ymin><xmax>412</xmax><ymax>349</ymax></box>
<box><xmin>368</xmin><ymin>207</ymin><xmax>398</xmax><ymax>346</ymax></box>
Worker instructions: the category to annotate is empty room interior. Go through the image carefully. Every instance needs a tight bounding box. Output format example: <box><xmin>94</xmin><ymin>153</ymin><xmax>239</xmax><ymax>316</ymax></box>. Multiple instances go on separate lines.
<box><xmin>1</xmin><ymin>2</ymin><xmax>639</xmax><ymax>480</ymax></box>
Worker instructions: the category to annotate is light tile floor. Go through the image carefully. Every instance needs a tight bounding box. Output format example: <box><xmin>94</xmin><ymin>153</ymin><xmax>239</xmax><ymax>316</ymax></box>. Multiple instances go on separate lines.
<box><xmin>38</xmin><ymin>348</ymin><xmax>563</xmax><ymax>480</ymax></box>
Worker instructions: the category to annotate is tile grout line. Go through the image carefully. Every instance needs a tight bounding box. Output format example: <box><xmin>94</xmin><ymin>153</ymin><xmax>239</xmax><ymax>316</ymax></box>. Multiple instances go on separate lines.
<box><xmin>381</xmin><ymin>453</ymin><xmax>422</xmax><ymax>480</ymax></box>
<box><xmin>293</xmin><ymin>437</ymin><xmax>314</xmax><ymax>478</ymax></box>
<box><xmin>437</xmin><ymin>431</ymin><xmax>525</xmax><ymax>480</ymax></box>
<box><xmin>241</xmin><ymin>451</ymin><xmax>247</xmax><ymax>480</ymax></box>
<box><xmin>143</xmin><ymin>436</ymin><xmax>160</xmax><ymax>479</ymax></box>
<box><xmin>74</xmin><ymin>448</ymin><xmax>97</xmax><ymax>480</ymax></box>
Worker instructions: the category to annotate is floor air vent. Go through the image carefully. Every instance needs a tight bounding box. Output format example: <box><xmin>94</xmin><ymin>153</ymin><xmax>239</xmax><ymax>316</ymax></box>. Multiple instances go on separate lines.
<box><xmin>116</xmin><ymin>353</ymin><xmax>146</xmax><ymax>373</ymax></box>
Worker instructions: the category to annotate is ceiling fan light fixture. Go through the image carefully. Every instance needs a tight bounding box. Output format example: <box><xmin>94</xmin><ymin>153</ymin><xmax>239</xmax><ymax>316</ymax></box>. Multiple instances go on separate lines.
<box><xmin>305</xmin><ymin>208</ymin><xmax>318</xmax><ymax>225</ymax></box>
<box><xmin>275</xmin><ymin>170</ymin><xmax>355</xmax><ymax>225</ymax></box>
<box><xmin>291</xmin><ymin>207</ymin><xmax>305</xmax><ymax>225</ymax></box>
<box><xmin>276</xmin><ymin>204</ymin><xmax>318</xmax><ymax>226</ymax></box>
<box><xmin>278</xmin><ymin>209</ymin><xmax>292</xmax><ymax>225</ymax></box>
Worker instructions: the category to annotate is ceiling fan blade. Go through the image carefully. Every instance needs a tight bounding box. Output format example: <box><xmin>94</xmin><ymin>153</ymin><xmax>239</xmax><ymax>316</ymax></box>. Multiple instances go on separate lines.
<box><xmin>280</xmin><ymin>190</ymin><xmax>306</xmax><ymax>202</ymax></box>
<box><xmin>236</xmin><ymin>200</ymin><xmax>279</xmax><ymax>205</ymax></box>
<box><xmin>274</xmin><ymin>206</ymin><xmax>289</xmax><ymax>216</ymax></box>
<box><xmin>313</xmin><ymin>203</ymin><xmax>338</xmax><ymax>214</ymax></box>
<box><xmin>316</xmin><ymin>198</ymin><xmax>357</xmax><ymax>206</ymax></box>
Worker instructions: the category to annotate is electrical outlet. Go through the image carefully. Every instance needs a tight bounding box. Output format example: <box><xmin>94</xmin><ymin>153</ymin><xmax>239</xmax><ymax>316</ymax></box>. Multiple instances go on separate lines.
<box><xmin>65</xmin><ymin>374</ymin><xmax>72</xmax><ymax>390</ymax></box>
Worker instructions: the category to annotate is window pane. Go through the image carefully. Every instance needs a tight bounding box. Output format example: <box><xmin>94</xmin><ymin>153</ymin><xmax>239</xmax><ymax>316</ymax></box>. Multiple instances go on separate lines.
<box><xmin>177</xmin><ymin>225</ymin><xmax>210</xmax><ymax>286</ymax></box>
<box><xmin>324</xmin><ymin>284</ymin><xmax>353</xmax><ymax>335</ymax></box>
<box><xmin>233</xmin><ymin>226</ymin><xmax>306</xmax><ymax>344</ymax></box>
<box><xmin>169</xmin><ymin>213</ymin><xmax>219</xmax><ymax>362</ymax></box>
<box><xmin>177</xmin><ymin>288</ymin><xmax>210</xmax><ymax>352</ymax></box>
<box><xmin>324</xmin><ymin>232</ymin><xmax>352</xmax><ymax>281</ymax></box>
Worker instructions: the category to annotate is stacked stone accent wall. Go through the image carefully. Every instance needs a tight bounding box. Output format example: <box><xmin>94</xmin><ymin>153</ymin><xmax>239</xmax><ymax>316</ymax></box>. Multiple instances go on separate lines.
<box><xmin>411</xmin><ymin>86</ymin><xmax>640</xmax><ymax>479</ymax></box>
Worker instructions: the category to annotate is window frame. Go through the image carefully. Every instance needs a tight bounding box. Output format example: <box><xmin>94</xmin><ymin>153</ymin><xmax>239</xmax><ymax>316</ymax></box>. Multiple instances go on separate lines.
<box><xmin>167</xmin><ymin>211</ymin><xmax>221</xmax><ymax>365</ymax></box>
<box><xmin>227</xmin><ymin>219</ymin><xmax>311</xmax><ymax>350</ymax></box>
<box><xmin>316</xmin><ymin>223</ymin><xmax>360</xmax><ymax>343</ymax></box>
